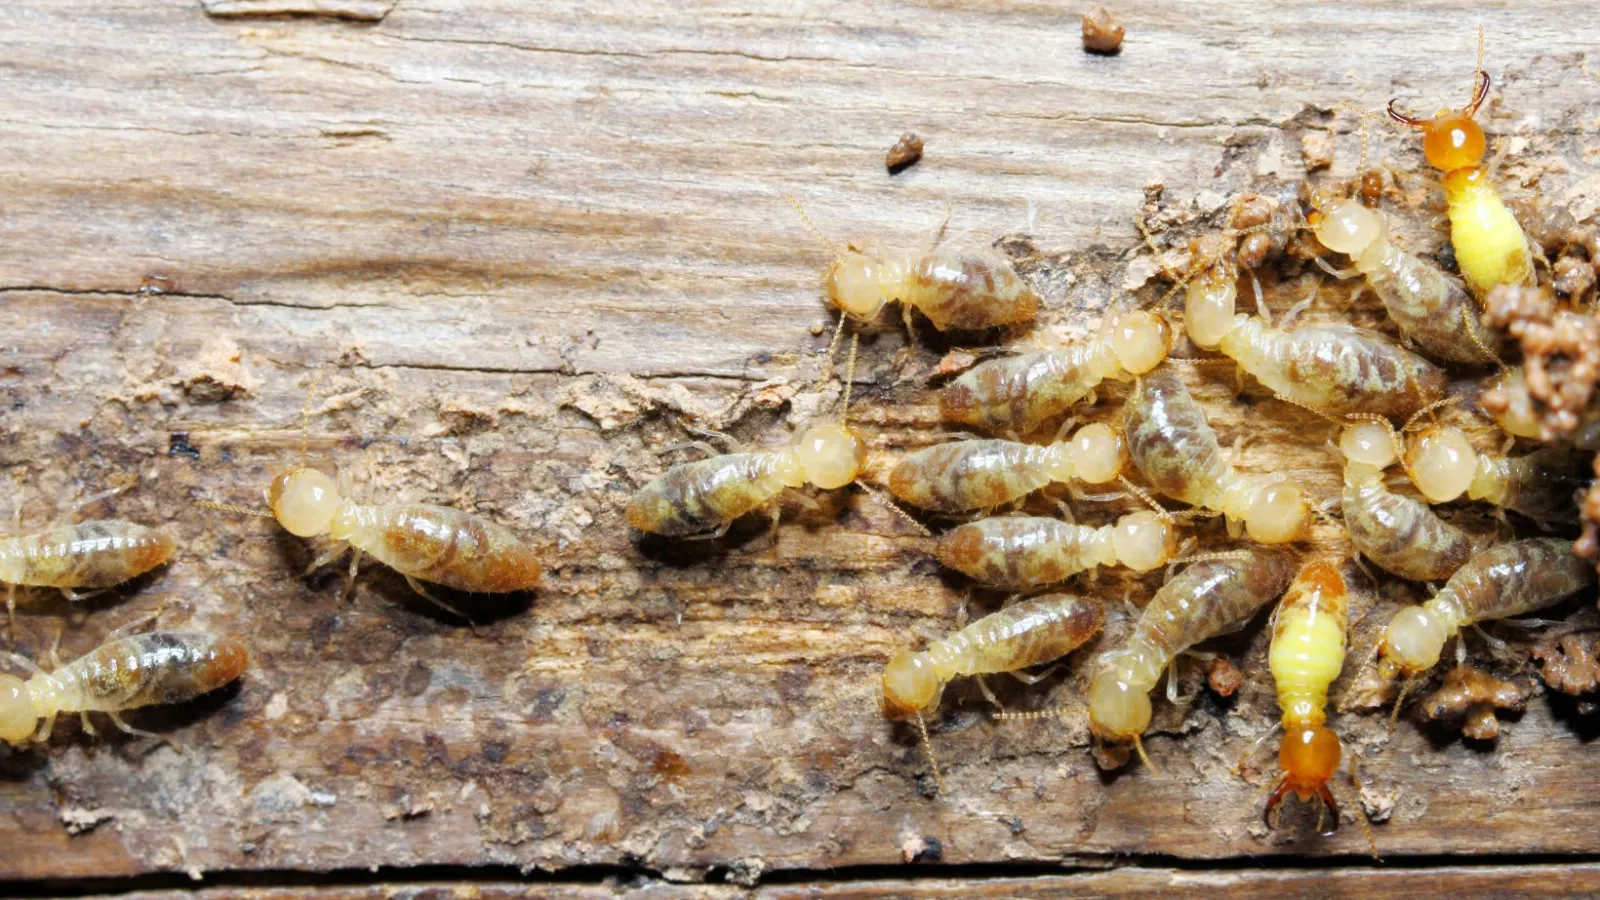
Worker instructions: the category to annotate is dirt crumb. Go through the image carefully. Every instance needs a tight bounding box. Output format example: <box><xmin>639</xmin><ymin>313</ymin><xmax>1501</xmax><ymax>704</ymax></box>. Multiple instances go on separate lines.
<box><xmin>1533</xmin><ymin>630</ymin><xmax>1600</xmax><ymax>697</ymax></box>
<box><xmin>1299</xmin><ymin>131</ymin><xmax>1334</xmax><ymax>172</ymax></box>
<box><xmin>886</xmin><ymin>132</ymin><xmax>924</xmax><ymax>173</ymax></box>
<box><xmin>1081</xmin><ymin>6</ymin><xmax>1124</xmax><ymax>54</ymax></box>
<box><xmin>1419</xmin><ymin>665</ymin><xmax>1525</xmax><ymax>741</ymax></box>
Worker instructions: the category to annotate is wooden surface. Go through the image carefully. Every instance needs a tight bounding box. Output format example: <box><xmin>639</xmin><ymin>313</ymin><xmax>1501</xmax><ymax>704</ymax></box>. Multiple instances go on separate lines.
<box><xmin>3</xmin><ymin>0</ymin><xmax>1600</xmax><ymax>894</ymax></box>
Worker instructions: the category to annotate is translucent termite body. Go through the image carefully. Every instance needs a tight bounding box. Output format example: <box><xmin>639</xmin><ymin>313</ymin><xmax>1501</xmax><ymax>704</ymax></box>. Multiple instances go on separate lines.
<box><xmin>825</xmin><ymin>247</ymin><xmax>1040</xmax><ymax>333</ymax></box>
<box><xmin>881</xmin><ymin>593</ymin><xmax>1104</xmax><ymax>720</ymax></box>
<box><xmin>1481</xmin><ymin>367</ymin><xmax>1542</xmax><ymax>439</ymax></box>
<box><xmin>1265</xmin><ymin>560</ymin><xmax>1350</xmax><ymax>828</ymax></box>
<box><xmin>1338</xmin><ymin>423</ymin><xmax>1477</xmax><ymax>582</ymax></box>
<box><xmin>1123</xmin><ymin>369</ymin><xmax>1310</xmax><ymax>543</ymax></box>
<box><xmin>936</xmin><ymin>511</ymin><xmax>1178</xmax><ymax>589</ymax></box>
<box><xmin>1403</xmin><ymin>426</ymin><xmax>1588</xmax><ymax>521</ymax></box>
<box><xmin>628</xmin><ymin>421</ymin><xmax>866</xmax><ymax>537</ymax></box>
<box><xmin>887</xmin><ymin>425</ymin><xmax>1126</xmax><ymax>514</ymax></box>
<box><xmin>0</xmin><ymin>521</ymin><xmax>175</xmax><ymax>624</ymax></box>
<box><xmin>1311</xmin><ymin>198</ymin><xmax>1500</xmax><ymax>363</ymax></box>
<box><xmin>1389</xmin><ymin>70</ymin><xmax>1533</xmax><ymax>296</ymax></box>
<box><xmin>0</xmin><ymin>631</ymin><xmax>248</xmax><ymax>743</ymax></box>
<box><xmin>1215</xmin><ymin>316</ymin><xmax>1447</xmax><ymax>419</ymax></box>
<box><xmin>1087</xmin><ymin>550</ymin><xmax>1295</xmax><ymax>761</ymax></box>
<box><xmin>940</xmin><ymin>312</ymin><xmax>1172</xmax><ymax>433</ymax></box>
<box><xmin>1378</xmin><ymin>538</ymin><xmax>1595</xmax><ymax>680</ymax></box>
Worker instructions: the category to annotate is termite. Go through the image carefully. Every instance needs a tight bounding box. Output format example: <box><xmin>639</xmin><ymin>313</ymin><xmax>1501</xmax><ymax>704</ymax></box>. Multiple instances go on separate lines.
<box><xmin>882</xmin><ymin>592</ymin><xmax>1104</xmax><ymax>791</ymax></box>
<box><xmin>1387</xmin><ymin>62</ymin><xmax>1534</xmax><ymax>296</ymax></box>
<box><xmin>1337</xmin><ymin>422</ymin><xmax>1478</xmax><ymax>582</ymax></box>
<box><xmin>1480</xmin><ymin>367</ymin><xmax>1542</xmax><ymax>439</ymax></box>
<box><xmin>1</xmin><ymin>485</ymin><xmax>175</xmax><ymax>634</ymax></box>
<box><xmin>628</xmin><ymin>338</ymin><xmax>868</xmax><ymax>537</ymax></box>
<box><xmin>203</xmin><ymin>381</ymin><xmax>541</xmax><ymax>620</ymax></box>
<box><xmin>790</xmin><ymin>199</ymin><xmax>1040</xmax><ymax>337</ymax></box>
<box><xmin>1123</xmin><ymin>368</ymin><xmax>1311</xmax><ymax>543</ymax></box>
<box><xmin>935</xmin><ymin>510</ymin><xmax>1180</xmax><ymax>589</ymax></box>
<box><xmin>1310</xmin><ymin>196</ymin><xmax>1501</xmax><ymax>364</ymax></box>
<box><xmin>1377</xmin><ymin>538</ymin><xmax>1595</xmax><ymax>686</ymax></box>
<box><xmin>886</xmin><ymin>423</ymin><xmax>1127</xmax><ymax>514</ymax></box>
<box><xmin>1087</xmin><ymin>549</ymin><xmax>1295</xmax><ymax>768</ymax></box>
<box><xmin>1263</xmin><ymin>560</ymin><xmax>1352</xmax><ymax>831</ymax></box>
<box><xmin>939</xmin><ymin>310</ymin><xmax>1172</xmax><ymax>434</ymax></box>
<box><xmin>0</xmin><ymin>618</ymin><xmax>248</xmax><ymax>744</ymax></box>
<box><xmin>1403</xmin><ymin>425</ymin><xmax>1588</xmax><ymax>522</ymax></box>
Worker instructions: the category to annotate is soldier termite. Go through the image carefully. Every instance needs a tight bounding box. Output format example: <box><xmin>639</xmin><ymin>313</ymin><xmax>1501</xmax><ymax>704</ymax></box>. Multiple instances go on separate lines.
<box><xmin>886</xmin><ymin>423</ymin><xmax>1128</xmax><ymax>514</ymax></box>
<box><xmin>938</xmin><ymin>310</ymin><xmax>1172</xmax><ymax>434</ymax></box>
<box><xmin>881</xmin><ymin>592</ymin><xmax>1104</xmax><ymax>792</ymax></box>
<box><xmin>1386</xmin><ymin>48</ymin><xmax>1534</xmax><ymax>297</ymax></box>
<box><xmin>202</xmin><ymin>380</ymin><xmax>541</xmax><ymax>622</ymax></box>
<box><xmin>788</xmin><ymin>198</ymin><xmax>1040</xmax><ymax>341</ymax></box>
<box><xmin>1</xmin><ymin>483</ymin><xmax>175</xmax><ymax>635</ymax></box>
<box><xmin>1336</xmin><ymin>422</ymin><xmax>1479</xmax><ymax>583</ymax></box>
<box><xmin>628</xmin><ymin>338</ymin><xmax>870</xmax><ymax>538</ymax></box>
<box><xmin>1377</xmin><ymin>538</ymin><xmax>1595</xmax><ymax>702</ymax></box>
<box><xmin>0</xmin><ymin>615</ymin><xmax>248</xmax><ymax>744</ymax></box>
<box><xmin>1086</xmin><ymin>548</ymin><xmax>1296</xmax><ymax>769</ymax></box>
<box><xmin>1309</xmin><ymin>196</ymin><xmax>1502</xmax><ymax>364</ymax></box>
<box><xmin>935</xmin><ymin>511</ymin><xmax>1180</xmax><ymax>590</ymax></box>
<box><xmin>1402</xmin><ymin>424</ymin><xmax>1589</xmax><ymax>522</ymax></box>
<box><xmin>1123</xmin><ymin>369</ymin><xmax>1311</xmax><ymax>543</ymax></box>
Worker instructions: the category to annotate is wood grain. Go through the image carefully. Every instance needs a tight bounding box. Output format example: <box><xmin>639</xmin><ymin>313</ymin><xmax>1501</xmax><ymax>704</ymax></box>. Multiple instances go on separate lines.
<box><xmin>2</xmin><ymin>0</ymin><xmax>1599</xmax><ymax>889</ymax></box>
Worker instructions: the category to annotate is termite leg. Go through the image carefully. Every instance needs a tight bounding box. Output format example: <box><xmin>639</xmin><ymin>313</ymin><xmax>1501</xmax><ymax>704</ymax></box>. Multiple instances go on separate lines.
<box><xmin>684</xmin><ymin>426</ymin><xmax>743</xmax><ymax>453</ymax></box>
<box><xmin>60</xmin><ymin>588</ymin><xmax>108</xmax><ymax>604</ymax></box>
<box><xmin>658</xmin><ymin>440</ymin><xmax>722</xmax><ymax>459</ymax></box>
<box><xmin>402</xmin><ymin>574</ymin><xmax>478</xmax><ymax>631</ymax></box>
<box><xmin>1312</xmin><ymin>256</ymin><xmax>1359</xmax><ymax>281</ymax></box>
<box><xmin>683</xmin><ymin>522</ymin><xmax>733</xmax><ymax>542</ymax></box>
<box><xmin>974</xmin><ymin>674</ymin><xmax>1001</xmax><ymax>708</ymax></box>
<box><xmin>104</xmin><ymin>606</ymin><xmax>164</xmax><ymax>642</ymax></box>
<box><xmin>53</xmin><ymin>484</ymin><xmax>128</xmax><ymax>528</ymax></box>
<box><xmin>343</xmin><ymin>548</ymin><xmax>364</xmax><ymax>602</ymax></box>
<box><xmin>1166</xmin><ymin>661</ymin><xmax>1180</xmax><ymax>704</ymax></box>
<box><xmin>305</xmin><ymin>541</ymin><xmax>351</xmax><ymax>577</ymax></box>
<box><xmin>1232</xmin><ymin>722</ymin><xmax>1282</xmax><ymax>778</ymax></box>
<box><xmin>1469</xmin><ymin>622</ymin><xmax>1507</xmax><ymax>652</ymax></box>
<box><xmin>6</xmin><ymin>583</ymin><xmax>15</xmax><ymax>640</ymax></box>
<box><xmin>1006</xmin><ymin>664</ymin><xmax>1061</xmax><ymax>686</ymax></box>
<box><xmin>79</xmin><ymin>712</ymin><xmax>97</xmax><ymax>738</ymax></box>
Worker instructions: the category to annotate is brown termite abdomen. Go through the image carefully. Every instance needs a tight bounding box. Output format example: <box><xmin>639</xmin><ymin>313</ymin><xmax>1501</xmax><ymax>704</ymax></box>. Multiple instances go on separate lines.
<box><xmin>1</xmin><ymin>496</ymin><xmax>175</xmax><ymax>631</ymax></box>
<box><xmin>1122</xmin><ymin>369</ymin><xmax>1310</xmax><ymax>543</ymax></box>
<box><xmin>939</xmin><ymin>311</ymin><xmax>1171</xmax><ymax>434</ymax></box>
<box><xmin>1337</xmin><ymin>423</ymin><xmax>1478</xmax><ymax>582</ymax></box>
<box><xmin>936</xmin><ymin>511</ymin><xmax>1179</xmax><ymax>589</ymax></box>
<box><xmin>0</xmin><ymin>630</ymin><xmax>248</xmax><ymax>744</ymax></box>
<box><xmin>887</xmin><ymin>425</ymin><xmax>1126</xmax><ymax>514</ymax></box>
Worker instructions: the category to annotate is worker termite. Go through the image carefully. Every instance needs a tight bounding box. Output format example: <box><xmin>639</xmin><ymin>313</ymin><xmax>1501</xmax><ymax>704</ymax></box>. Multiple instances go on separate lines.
<box><xmin>1310</xmin><ymin>196</ymin><xmax>1501</xmax><ymax>364</ymax></box>
<box><xmin>886</xmin><ymin>423</ymin><xmax>1127</xmax><ymax>514</ymax></box>
<box><xmin>1</xmin><ymin>484</ymin><xmax>175</xmax><ymax>634</ymax></box>
<box><xmin>1086</xmin><ymin>549</ymin><xmax>1295</xmax><ymax>768</ymax></box>
<box><xmin>1262</xmin><ymin>560</ymin><xmax>1353</xmax><ymax>832</ymax></box>
<box><xmin>1337</xmin><ymin>422</ymin><xmax>1478</xmax><ymax>582</ymax></box>
<box><xmin>1377</xmin><ymin>538</ymin><xmax>1595</xmax><ymax>687</ymax></box>
<box><xmin>629</xmin><ymin>339</ymin><xmax>868</xmax><ymax>538</ymax></box>
<box><xmin>1403</xmin><ymin>424</ymin><xmax>1589</xmax><ymax>522</ymax></box>
<box><xmin>1123</xmin><ymin>368</ymin><xmax>1311</xmax><ymax>543</ymax></box>
<box><xmin>789</xmin><ymin>198</ymin><xmax>1040</xmax><ymax>338</ymax></box>
<box><xmin>882</xmin><ymin>592</ymin><xmax>1104</xmax><ymax>791</ymax></box>
<box><xmin>203</xmin><ymin>380</ymin><xmax>542</xmax><ymax>621</ymax></box>
<box><xmin>1387</xmin><ymin>60</ymin><xmax>1534</xmax><ymax>296</ymax></box>
<box><xmin>935</xmin><ymin>510</ymin><xmax>1180</xmax><ymax>589</ymax></box>
<box><xmin>0</xmin><ymin>617</ymin><xmax>248</xmax><ymax>744</ymax></box>
<box><xmin>939</xmin><ymin>310</ymin><xmax>1172</xmax><ymax>434</ymax></box>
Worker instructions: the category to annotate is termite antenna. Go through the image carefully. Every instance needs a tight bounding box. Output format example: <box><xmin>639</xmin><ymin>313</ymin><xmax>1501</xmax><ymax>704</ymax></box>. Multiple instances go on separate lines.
<box><xmin>838</xmin><ymin>333</ymin><xmax>859</xmax><ymax>424</ymax></box>
<box><xmin>297</xmin><ymin>372</ymin><xmax>323</xmax><ymax>468</ymax></box>
<box><xmin>1131</xmin><ymin>734</ymin><xmax>1161</xmax><ymax>778</ymax></box>
<box><xmin>1462</xmin><ymin>306</ymin><xmax>1507</xmax><ymax>371</ymax></box>
<box><xmin>992</xmin><ymin>705</ymin><xmax>1069</xmax><ymax>722</ymax></box>
<box><xmin>786</xmin><ymin>194</ymin><xmax>841</xmax><ymax>257</ymax></box>
<box><xmin>1388</xmin><ymin>674</ymin><xmax>1419</xmax><ymax>733</ymax></box>
<box><xmin>817</xmin><ymin>312</ymin><xmax>849</xmax><ymax>389</ymax></box>
<box><xmin>196</xmin><ymin>500</ymin><xmax>275</xmax><ymax>519</ymax></box>
<box><xmin>1400</xmin><ymin>397</ymin><xmax>1459</xmax><ymax>435</ymax></box>
<box><xmin>1338</xmin><ymin>762</ymin><xmax>1381</xmax><ymax>860</ymax></box>
<box><xmin>913</xmin><ymin>712</ymin><xmax>945</xmax><ymax>797</ymax></box>
<box><xmin>857</xmin><ymin>480</ymin><xmax>932</xmax><ymax>538</ymax></box>
<box><xmin>1117</xmin><ymin>476</ymin><xmax>1172</xmax><ymax>521</ymax></box>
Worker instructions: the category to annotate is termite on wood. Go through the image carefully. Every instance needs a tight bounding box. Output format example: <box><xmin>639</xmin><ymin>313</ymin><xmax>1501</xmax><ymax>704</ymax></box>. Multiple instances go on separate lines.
<box><xmin>1403</xmin><ymin>424</ymin><xmax>1588</xmax><ymax>522</ymax></box>
<box><xmin>935</xmin><ymin>511</ymin><xmax>1180</xmax><ymax>589</ymax></box>
<box><xmin>887</xmin><ymin>424</ymin><xmax>1127</xmax><ymax>514</ymax></box>
<box><xmin>1337</xmin><ymin>422</ymin><xmax>1478</xmax><ymax>582</ymax></box>
<box><xmin>1</xmin><ymin>484</ymin><xmax>174</xmax><ymax>634</ymax></box>
<box><xmin>939</xmin><ymin>311</ymin><xmax>1172</xmax><ymax>434</ymax></box>
<box><xmin>0</xmin><ymin>616</ymin><xmax>247</xmax><ymax>744</ymax></box>
<box><xmin>1123</xmin><ymin>369</ymin><xmax>1311</xmax><ymax>543</ymax></box>
<box><xmin>203</xmin><ymin>379</ymin><xmax>541</xmax><ymax>622</ymax></box>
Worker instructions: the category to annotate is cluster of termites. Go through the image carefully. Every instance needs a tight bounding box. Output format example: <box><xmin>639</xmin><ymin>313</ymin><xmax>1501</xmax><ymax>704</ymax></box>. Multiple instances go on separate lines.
<box><xmin>624</xmin><ymin>37</ymin><xmax>1599</xmax><ymax>857</ymax></box>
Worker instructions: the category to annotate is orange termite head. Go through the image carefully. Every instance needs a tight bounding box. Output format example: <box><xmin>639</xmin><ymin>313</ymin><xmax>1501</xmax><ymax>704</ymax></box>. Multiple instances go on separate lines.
<box><xmin>1264</xmin><ymin>725</ymin><xmax>1342</xmax><ymax>832</ymax></box>
<box><xmin>1387</xmin><ymin>70</ymin><xmax>1489</xmax><ymax>173</ymax></box>
<box><xmin>267</xmin><ymin>467</ymin><xmax>342</xmax><ymax>538</ymax></box>
<box><xmin>880</xmin><ymin>650</ymin><xmax>942</xmax><ymax>720</ymax></box>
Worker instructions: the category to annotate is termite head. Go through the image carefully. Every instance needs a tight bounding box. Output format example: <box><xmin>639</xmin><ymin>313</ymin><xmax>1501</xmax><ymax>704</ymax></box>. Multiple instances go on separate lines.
<box><xmin>1052</xmin><ymin>423</ymin><xmax>1127</xmax><ymax>486</ymax></box>
<box><xmin>1379</xmin><ymin>605</ymin><xmax>1450</xmax><ymax>679</ymax></box>
<box><xmin>268</xmin><ymin>468</ymin><xmax>343</xmax><ymax>538</ymax></box>
<box><xmin>1388</xmin><ymin>70</ymin><xmax>1490</xmax><ymax>173</ymax></box>
<box><xmin>1107</xmin><ymin>311</ymin><xmax>1172</xmax><ymax>375</ymax></box>
<box><xmin>1184</xmin><ymin>264</ymin><xmax>1238</xmax><ymax>351</ymax></box>
<box><xmin>0</xmin><ymin>675</ymin><xmax>37</xmax><ymax>743</ymax></box>
<box><xmin>1086</xmin><ymin>666</ymin><xmax>1152</xmax><ymax>742</ymax></box>
<box><xmin>1244</xmin><ymin>480</ymin><xmax>1310</xmax><ymax>544</ymax></box>
<box><xmin>1111</xmin><ymin>510</ymin><xmax>1177</xmax><ymax>572</ymax></box>
<box><xmin>881</xmin><ymin>650</ymin><xmax>942</xmax><ymax>720</ymax></box>
<box><xmin>1339</xmin><ymin>422</ymin><xmax>1400</xmax><ymax>471</ymax></box>
<box><xmin>1265</xmin><ymin>725</ymin><xmax>1342</xmax><ymax>830</ymax></box>
<box><xmin>795</xmin><ymin>422</ymin><xmax>866</xmax><ymax>491</ymax></box>
<box><xmin>823</xmin><ymin>250</ymin><xmax>889</xmax><ymax>322</ymax></box>
<box><xmin>1311</xmin><ymin>198</ymin><xmax>1385</xmax><ymax>259</ymax></box>
<box><xmin>1403</xmin><ymin>425</ymin><xmax>1477</xmax><ymax>505</ymax></box>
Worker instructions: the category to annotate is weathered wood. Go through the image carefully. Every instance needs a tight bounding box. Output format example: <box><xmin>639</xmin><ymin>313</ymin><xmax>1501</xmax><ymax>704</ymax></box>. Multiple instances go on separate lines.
<box><xmin>2</xmin><ymin>0</ymin><xmax>1599</xmax><ymax>889</ymax></box>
